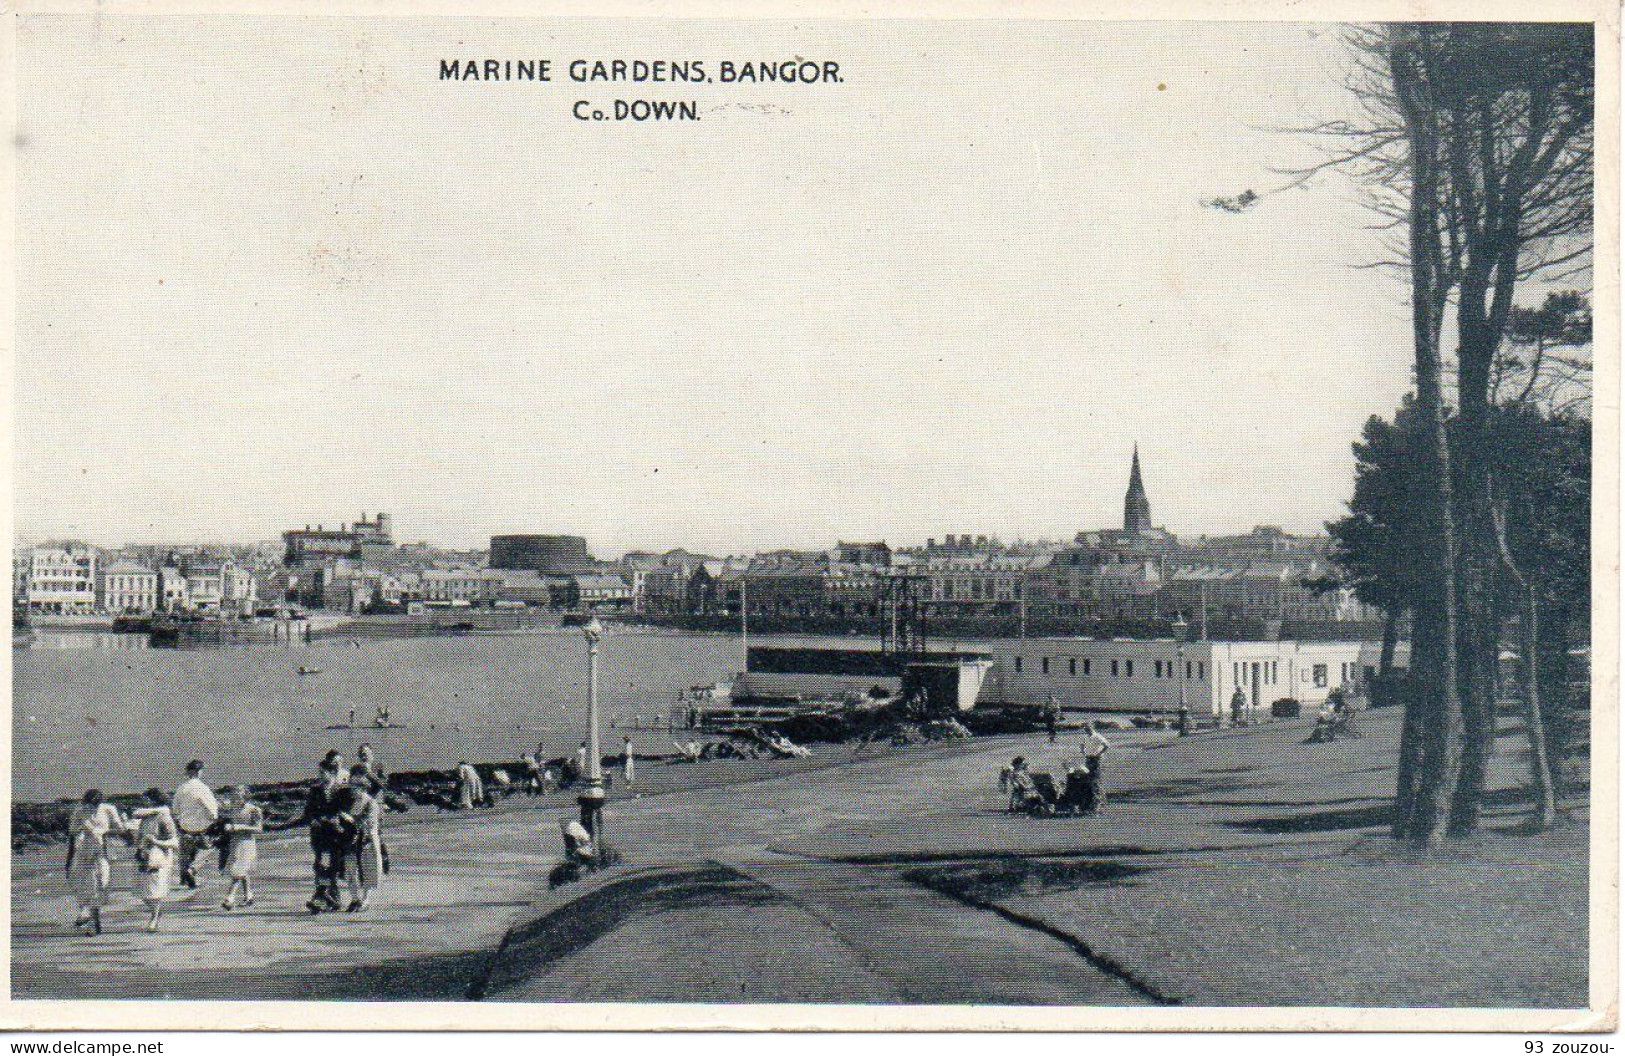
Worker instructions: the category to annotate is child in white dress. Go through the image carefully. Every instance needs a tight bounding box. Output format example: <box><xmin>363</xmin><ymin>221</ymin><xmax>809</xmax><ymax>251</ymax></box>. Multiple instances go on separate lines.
<box><xmin>131</xmin><ymin>788</ymin><xmax>180</xmax><ymax>933</ymax></box>
<box><xmin>220</xmin><ymin>786</ymin><xmax>263</xmax><ymax>910</ymax></box>
<box><xmin>343</xmin><ymin>765</ymin><xmax>384</xmax><ymax>912</ymax></box>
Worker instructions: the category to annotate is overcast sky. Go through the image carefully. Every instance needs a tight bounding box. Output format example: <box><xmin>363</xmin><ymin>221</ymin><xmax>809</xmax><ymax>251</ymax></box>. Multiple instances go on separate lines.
<box><xmin>15</xmin><ymin>17</ymin><xmax>1415</xmax><ymax>555</ymax></box>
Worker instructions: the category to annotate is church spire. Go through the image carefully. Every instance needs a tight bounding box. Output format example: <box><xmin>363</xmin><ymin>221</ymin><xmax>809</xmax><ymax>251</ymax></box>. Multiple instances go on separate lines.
<box><xmin>1124</xmin><ymin>444</ymin><xmax>1153</xmax><ymax>533</ymax></box>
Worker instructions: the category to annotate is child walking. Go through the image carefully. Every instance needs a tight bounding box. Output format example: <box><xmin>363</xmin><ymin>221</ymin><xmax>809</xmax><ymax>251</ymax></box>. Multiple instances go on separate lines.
<box><xmin>219</xmin><ymin>785</ymin><xmax>263</xmax><ymax>910</ymax></box>
<box><xmin>343</xmin><ymin>764</ymin><xmax>385</xmax><ymax>912</ymax></box>
<box><xmin>132</xmin><ymin>788</ymin><xmax>180</xmax><ymax>933</ymax></box>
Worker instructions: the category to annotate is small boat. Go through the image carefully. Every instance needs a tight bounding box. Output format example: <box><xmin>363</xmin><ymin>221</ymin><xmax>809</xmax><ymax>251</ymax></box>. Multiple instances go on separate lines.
<box><xmin>297</xmin><ymin>665</ymin><xmax>323</xmax><ymax>676</ymax></box>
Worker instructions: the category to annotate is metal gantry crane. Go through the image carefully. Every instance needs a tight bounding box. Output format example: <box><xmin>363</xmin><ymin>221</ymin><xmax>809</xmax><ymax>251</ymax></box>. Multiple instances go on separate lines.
<box><xmin>879</xmin><ymin>569</ymin><xmax>929</xmax><ymax>656</ymax></box>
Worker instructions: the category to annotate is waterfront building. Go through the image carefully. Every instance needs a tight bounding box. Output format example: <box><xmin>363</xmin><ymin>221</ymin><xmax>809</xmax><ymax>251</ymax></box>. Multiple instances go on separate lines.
<box><xmin>489</xmin><ymin>534</ymin><xmax>594</xmax><ymax>574</ymax></box>
<box><xmin>316</xmin><ymin>567</ymin><xmax>408</xmax><ymax>614</ymax></box>
<box><xmin>491</xmin><ymin>569</ymin><xmax>552</xmax><ymax>607</ymax></box>
<box><xmin>98</xmin><ymin>561</ymin><xmax>159</xmax><ymax>614</ymax></box>
<box><xmin>158</xmin><ymin>565</ymin><xmax>190</xmax><ymax>612</ymax></box>
<box><xmin>735</xmin><ymin>557</ymin><xmax>886</xmax><ymax>620</ymax></box>
<box><xmin>184</xmin><ymin>560</ymin><xmax>222</xmax><ymax>614</ymax></box>
<box><xmin>734</xmin><ymin>636</ymin><xmax>1397</xmax><ymax>719</ymax></box>
<box><xmin>984</xmin><ymin>637</ymin><xmax>1389</xmax><ymax>718</ymax></box>
<box><xmin>391</xmin><ymin>567</ymin><xmax>554</xmax><ymax>610</ymax></box>
<box><xmin>618</xmin><ymin>554</ymin><xmax>659</xmax><ymax>612</ymax></box>
<box><xmin>711</xmin><ymin>557</ymin><xmax>754</xmax><ymax>615</ymax></box>
<box><xmin>180</xmin><ymin>556</ymin><xmax>257</xmax><ymax>616</ymax></box>
<box><xmin>550</xmin><ymin>573</ymin><xmax>633</xmax><ymax>611</ymax></box>
<box><xmin>412</xmin><ymin>567</ymin><xmax>501</xmax><ymax>606</ymax></box>
<box><xmin>18</xmin><ymin>545</ymin><xmax>99</xmax><ymax>614</ymax></box>
<box><xmin>1158</xmin><ymin>562</ymin><xmax>1376</xmax><ymax>624</ymax></box>
<box><xmin>639</xmin><ymin>549</ymin><xmax>719</xmax><ymax>615</ymax></box>
<box><xmin>918</xmin><ymin>551</ymin><xmax>1052</xmax><ymax>618</ymax></box>
<box><xmin>283</xmin><ymin>512</ymin><xmax>395</xmax><ymax>567</ymax></box>
<box><xmin>824</xmin><ymin>562</ymin><xmax>885</xmax><ymax>619</ymax></box>
<box><xmin>741</xmin><ymin>564</ymin><xmax>829</xmax><ymax>617</ymax></box>
<box><xmin>688</xmin><ymin>560</ymin><xmax>726</xmax><ymax>614</ymax></box>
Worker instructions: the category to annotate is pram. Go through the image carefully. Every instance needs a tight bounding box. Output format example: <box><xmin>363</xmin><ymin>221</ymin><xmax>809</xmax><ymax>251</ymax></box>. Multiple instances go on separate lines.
<box><xmin>1014</xmin><ymin>768</ymin><xmax>1096</xmax><ymax>817</ymax></box>
<box><xmin>1013</xmin><ymin>772</ymin><xmax>1062</xmax><ymax>816</ymax></box>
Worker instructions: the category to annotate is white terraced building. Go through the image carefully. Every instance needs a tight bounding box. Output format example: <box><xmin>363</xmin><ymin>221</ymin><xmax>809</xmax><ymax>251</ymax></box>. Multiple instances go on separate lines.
<box><xmin>16</xmin><ymin>546</ymin><xmax>99</xmax><ymax>615</ymax></box>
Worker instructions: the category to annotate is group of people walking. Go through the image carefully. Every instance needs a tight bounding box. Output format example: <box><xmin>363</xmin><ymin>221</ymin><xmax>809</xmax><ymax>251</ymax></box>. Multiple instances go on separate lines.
<box><xmin>64</xmin><ymin>745</ymin><xmax>392</xmax><ymax>934</ymax></box>
<box><xmin>278</xmin><ymin>747</ymin><xmax>390</xmax><ymax>915</ymax></box>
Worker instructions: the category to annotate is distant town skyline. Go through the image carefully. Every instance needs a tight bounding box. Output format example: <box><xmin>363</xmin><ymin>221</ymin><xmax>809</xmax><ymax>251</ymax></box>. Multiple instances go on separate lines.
<box><xmin>17</xmin><ymin>19</ymin><xmax>1412</xmax><ymax>555</ymax></box>
<box><xmin>11</xmin><ymin>455</ymin><xmax>1338</xmax><ymax>557</ymax></box>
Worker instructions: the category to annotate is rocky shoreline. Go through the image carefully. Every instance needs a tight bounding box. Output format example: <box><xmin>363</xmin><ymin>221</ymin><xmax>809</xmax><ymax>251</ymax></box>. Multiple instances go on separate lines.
<box><xmin>11</xmin><ymin>757</ymin><xmax>584</xmax><ymax>852</ymax></box>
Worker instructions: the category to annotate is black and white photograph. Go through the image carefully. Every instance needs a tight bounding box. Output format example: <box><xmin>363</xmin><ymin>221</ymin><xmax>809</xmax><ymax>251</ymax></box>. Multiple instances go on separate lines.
<box><xmin>3</xmin><ymin>1</ymin><xmax>1615</xmax><ymax>1032</ymax></box>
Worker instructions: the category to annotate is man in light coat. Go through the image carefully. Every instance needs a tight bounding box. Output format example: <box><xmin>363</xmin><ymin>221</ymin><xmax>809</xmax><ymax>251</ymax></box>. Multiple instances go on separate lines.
<box><xmin>1080</xmin><ymin>724</ymin><xmax>1112</xmax><ymax>813</ymax></box>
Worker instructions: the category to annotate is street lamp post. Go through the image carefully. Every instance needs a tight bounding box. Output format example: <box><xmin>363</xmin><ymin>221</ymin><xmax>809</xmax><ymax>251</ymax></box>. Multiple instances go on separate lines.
<box><xmin>1172</xmin><ymin>613</ymin><xmax>1190</xmax><ymax>736</ymax></box>
<box><xmin>579</xmin><ymin>616</ymin><xmax>606</xmax><ymax>846</ymax></box>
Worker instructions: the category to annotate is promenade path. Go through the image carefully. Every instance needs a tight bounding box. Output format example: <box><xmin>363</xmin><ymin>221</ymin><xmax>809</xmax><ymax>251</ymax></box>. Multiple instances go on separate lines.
<box><xmin>12</xmin><ymin>709</ymin><xmax>1585</xmax><ymax>1006</ymax></box>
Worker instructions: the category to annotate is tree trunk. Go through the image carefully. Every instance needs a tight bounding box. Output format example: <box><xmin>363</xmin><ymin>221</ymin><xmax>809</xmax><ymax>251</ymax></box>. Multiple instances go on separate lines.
<box><xmin>1393</xmin><ymin>673</ymin><xmax>1428</xmax><ymax>838</ymax></box>
<box><xmin>1448</xmin><ymin>453</ymin><xmax>1499</xmax><ymax>838</ymax></box>
<box><xmin>1390</xmin><ymin>33</ymin><xmax>1465</xmax><ymax>848</ymax></box>
<box><xmin>1537</xmin><ymin>602</ymin><xmax>1576</xmax><ymax>795</ymax></box>
<box><xmin>1520</xmin><ymin>590</ymin><xmax>1558</xmax><ymax>829</ymax></box>
<box><xmin>1379</xmin><ymin>607</ymin><xmax>1400</xmax><ymax>677</ymax></box>
<box><xmin>1491</xmin><ymin>501</ymin><xmax>1557</xmax><ymax>830</ymax></box>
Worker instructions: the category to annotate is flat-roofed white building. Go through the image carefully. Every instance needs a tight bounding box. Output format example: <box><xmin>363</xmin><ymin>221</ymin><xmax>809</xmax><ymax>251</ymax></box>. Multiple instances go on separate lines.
<box><xmin>980</xmin><ymin>637</ymin><xmax>1392</xmax><ymax>717</ymax></box>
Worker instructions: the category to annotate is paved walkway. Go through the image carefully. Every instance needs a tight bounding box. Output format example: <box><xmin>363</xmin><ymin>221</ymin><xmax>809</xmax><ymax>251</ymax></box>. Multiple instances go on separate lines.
<box><xmin>14</xmin><ymin>731</ymin><xmax>1168</xmax><ymax>1000</ymax></box>
<box><xmin>12</xmin><ymin>711</ymin><xmax>1577</xmax><ymax>1005</ymax></box>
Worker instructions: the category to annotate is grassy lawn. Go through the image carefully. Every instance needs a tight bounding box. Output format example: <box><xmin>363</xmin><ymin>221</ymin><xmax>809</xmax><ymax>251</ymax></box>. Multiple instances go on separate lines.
<box><xmin>903</xmin><ymin>709</ymin><xmax>1589</xmax><ymax>1008</ymax></box>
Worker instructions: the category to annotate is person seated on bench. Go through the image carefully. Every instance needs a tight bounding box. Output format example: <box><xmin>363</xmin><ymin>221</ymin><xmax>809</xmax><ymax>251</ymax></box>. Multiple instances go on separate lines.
<box><xmin>1311</xmin><ymin>700</ymin><xmax>1339</xmax><ymax>742</ymax></box>
<box><xmin>1003</xmin><ymin>757</ymin><xmax>1033</xmax><ymax>813</ymax></box>
<box><xmin>1310</xmin><ymin>688</ymin><xmax>1360</xmax><ymax>742</ymax></box>
<box><xmin>560</xmin><ymin>818</ymin><xmax>595</xmax><ymax>865</ymax></box>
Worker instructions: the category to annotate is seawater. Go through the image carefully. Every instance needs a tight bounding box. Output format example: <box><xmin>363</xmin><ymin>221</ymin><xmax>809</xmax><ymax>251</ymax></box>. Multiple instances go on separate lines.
<box><xmin>12</xmin><ymin>628</ymin><xmax>758</xmax><ymax>802</ymax></box>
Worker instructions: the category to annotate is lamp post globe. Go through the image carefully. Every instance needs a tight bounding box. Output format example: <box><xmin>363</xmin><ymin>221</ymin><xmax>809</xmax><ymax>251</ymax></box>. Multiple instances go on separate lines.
<box><xmin>579</xmin><ymin>616</ymin><xmax>606</xmax><ymax>844</ymax></box>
